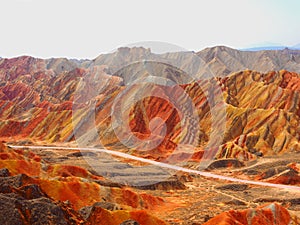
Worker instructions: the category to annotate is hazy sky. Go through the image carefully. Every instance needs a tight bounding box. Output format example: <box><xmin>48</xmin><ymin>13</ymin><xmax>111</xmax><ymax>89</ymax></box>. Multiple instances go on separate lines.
<box><xmin>0</xmin><ymin>0</ymin><xmax>299</xmax><ymax>59</ymax></box>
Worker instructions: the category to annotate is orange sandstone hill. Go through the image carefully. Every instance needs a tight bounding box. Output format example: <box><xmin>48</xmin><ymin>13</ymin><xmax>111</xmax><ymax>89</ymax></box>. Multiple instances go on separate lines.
<box><xmin>202</xmin><ymin>203</ymin><xmax>293</xmax><ymax>225</ymax></box>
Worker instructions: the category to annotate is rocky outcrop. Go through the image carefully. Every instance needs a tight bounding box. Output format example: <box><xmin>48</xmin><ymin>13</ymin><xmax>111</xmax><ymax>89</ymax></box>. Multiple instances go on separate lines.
<box><xmin>0</xmin><ymin>169</ymin><xmax>85</xmax><ymax>225</ymax></box>
<box><xmin>255</xmin><ymin>163</ymin><xmax>300</xmax><ymax>185</ymax></box>
<box><xmin>84</xmin><ymin>207</ymin><xmax>167</xmax><ymax>225</ymax></box>
<box><xmin>206</xmin><ymin>159</ymin><xmax>245</xmax><ymax>170</ymax></box>
<box><xmin>0</xmin><ymin>143</ymin><xmax>169</xmax><ymax>224</ymax></box>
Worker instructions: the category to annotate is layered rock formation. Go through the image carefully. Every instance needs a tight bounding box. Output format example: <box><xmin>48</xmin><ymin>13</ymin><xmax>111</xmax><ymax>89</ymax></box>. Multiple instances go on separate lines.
<box><xmin>218</xmin><ymin>70</ymin><xmax>300</xmax><ymax>159</ymax></box>
<box><xmin>0</xmin><ymin>50</ymin><xmax>300</xmax><ymax>163</ymax></box>
<box><xmin>1</xmin><ymin>47</ymin><xmax>300</xmax><ymax>224</ymax></box>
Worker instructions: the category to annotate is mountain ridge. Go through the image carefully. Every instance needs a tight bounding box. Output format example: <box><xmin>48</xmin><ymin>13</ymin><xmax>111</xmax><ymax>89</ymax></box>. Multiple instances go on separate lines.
<box><xmin>1</xmin><ymin>45</ymin><xmax>300</xmax><ymax>78</ymax></box>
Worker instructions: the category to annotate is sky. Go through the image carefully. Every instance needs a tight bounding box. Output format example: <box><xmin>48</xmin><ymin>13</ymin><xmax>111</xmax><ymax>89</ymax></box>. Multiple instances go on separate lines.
<box><xmin>0</xmin><ymin>0</ymin><xmax>299</xmax><ymax>59</ymax></box>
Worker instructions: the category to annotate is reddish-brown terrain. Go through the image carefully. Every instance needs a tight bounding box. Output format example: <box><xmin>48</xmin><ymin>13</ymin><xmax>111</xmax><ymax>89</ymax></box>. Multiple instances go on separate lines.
<box><xmin>1</xmin><ymin>47</ymin><xmax>300</xmax><ymax>224</ymax></box>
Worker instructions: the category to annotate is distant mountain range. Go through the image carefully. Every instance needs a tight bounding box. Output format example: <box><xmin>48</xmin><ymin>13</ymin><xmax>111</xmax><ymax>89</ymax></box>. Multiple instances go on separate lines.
<box><xmin>241</xmin><ymin>43</ymin><xmax>300</xmax><ymax>51</ymax></box>
<box><xmin>292</xmin><ymin>43</ymin><xmax>300</xmax><ymax>49</ymax></box>
<box><xmin>1</xmin><ymin>45</ymin><xmax>300</xmax><ymax>80</ymax></box>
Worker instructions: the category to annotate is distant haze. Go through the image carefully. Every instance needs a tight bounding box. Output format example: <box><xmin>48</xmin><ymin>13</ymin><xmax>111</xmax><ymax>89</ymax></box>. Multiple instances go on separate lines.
<box><xmin>0</xmin><ymin>0</ymin><xmax>299</xmax><ymax>59</ymax></box>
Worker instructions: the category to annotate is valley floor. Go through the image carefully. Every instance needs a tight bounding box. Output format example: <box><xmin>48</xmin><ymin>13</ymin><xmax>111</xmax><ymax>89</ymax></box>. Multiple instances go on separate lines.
<box><xmin>2</xmin><ymin>143</ymin><xmax>300</xmax><ymax>224</ymax></box>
